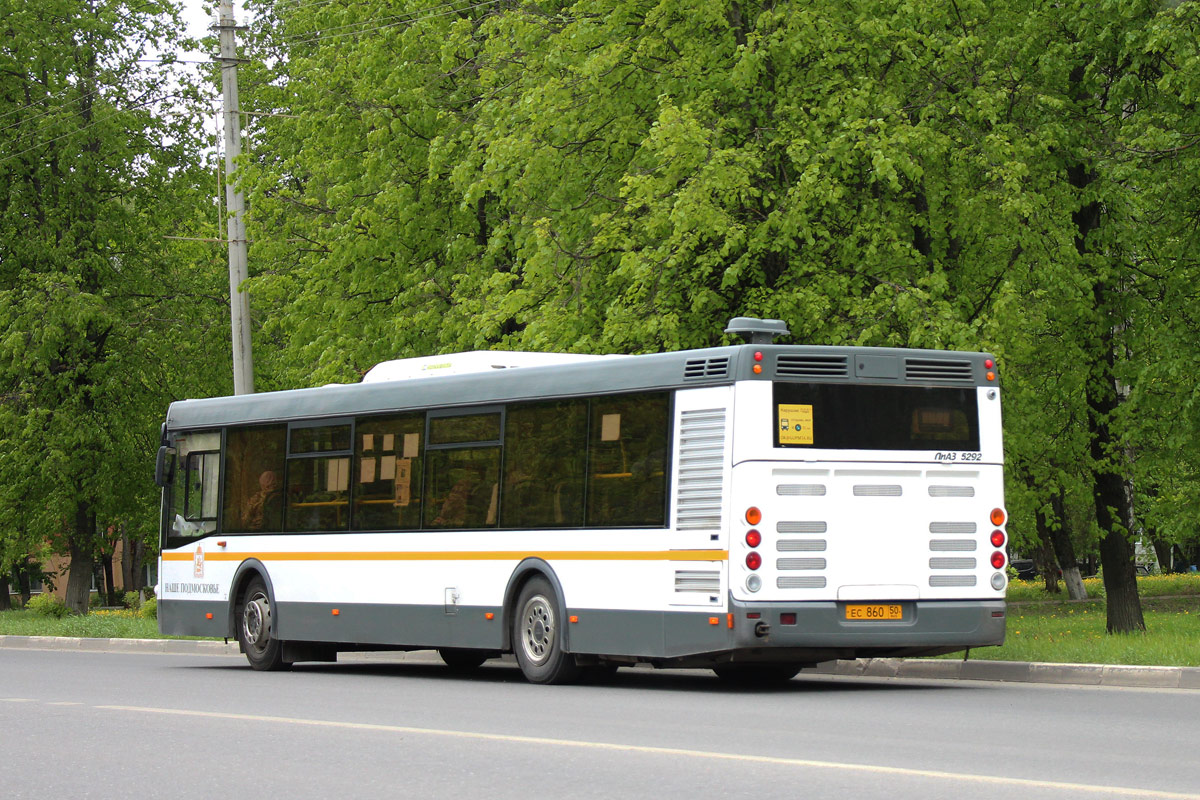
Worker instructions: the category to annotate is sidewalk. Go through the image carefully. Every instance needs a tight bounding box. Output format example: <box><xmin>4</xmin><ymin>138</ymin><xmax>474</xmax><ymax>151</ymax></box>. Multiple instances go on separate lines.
<box><xmin>4</xmin><ymin>634</ymin><xmax>1198</xmax><ymax>689</ymax></box>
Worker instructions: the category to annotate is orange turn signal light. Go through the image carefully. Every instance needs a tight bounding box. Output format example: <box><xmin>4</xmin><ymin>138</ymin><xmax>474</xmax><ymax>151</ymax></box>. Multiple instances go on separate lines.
<box><xmin>332</xmin><ymin>608</ymin><xmax>340</xmax><ymax>616</ymax></box>
<box><xmin>990</xmin><ymin>508</ymin><xmax>1007</xmax><ymax>526</ymax></box>
<box><xmin>485</xmin><ymin>612</ymin><xmax>495</xmax><ymax>620</ymax></box>
<box><xmin>205</xmin><ymin>613</ymin><xmax>213</xmax><ymax>620</ymax></box>
<box><xmin>745</xmin><ymin>507</ymin><xmax>762</xmax><ymax>525</ymax></box>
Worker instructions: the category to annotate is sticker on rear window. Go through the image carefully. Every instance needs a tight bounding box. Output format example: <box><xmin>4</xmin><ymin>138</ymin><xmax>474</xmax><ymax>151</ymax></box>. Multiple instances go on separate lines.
<box><xmin>778</xmin><ymin>404</ymin><xmax>814</xmax><ymax>445</ymax></box>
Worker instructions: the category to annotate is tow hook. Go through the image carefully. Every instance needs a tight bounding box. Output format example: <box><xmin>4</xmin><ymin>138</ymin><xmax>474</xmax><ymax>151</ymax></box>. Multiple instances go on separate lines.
<box><xmin>754</xmin><ymin>621</ymin><xmax>771</xmax><ymax>638</ymax></box>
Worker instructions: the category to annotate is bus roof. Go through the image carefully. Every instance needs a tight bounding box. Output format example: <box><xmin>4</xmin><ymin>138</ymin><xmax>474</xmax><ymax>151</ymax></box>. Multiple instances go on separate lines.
<box><xmin>165</xmin><ymin>342</ymin><xmax>995</xmax><ymax>431</ymax></box>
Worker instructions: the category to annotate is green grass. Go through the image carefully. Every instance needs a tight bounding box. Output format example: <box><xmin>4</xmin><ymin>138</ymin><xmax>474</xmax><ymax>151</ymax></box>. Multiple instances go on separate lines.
<box><xmin>961</xmin><ymin>595</ymin><xmax>1200</xmax><ymax>667</ymax></box>
<box><xmin>6</xmin><ymin>575</ymin><xmax>1200</xmax><ymax>667</ymax></box>
<box><xmin>0</xmin><ymin>608</ymin><xmax>204</xmax><ymax>640</ymax></box>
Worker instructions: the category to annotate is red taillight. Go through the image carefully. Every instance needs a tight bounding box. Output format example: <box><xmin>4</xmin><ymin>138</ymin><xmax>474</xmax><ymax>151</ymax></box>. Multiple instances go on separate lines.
<box><xmin>991</xmin><ymin>551</ymin><xmax>1006</xmax><ymax>569</ymax></box>
<box><xmin>746</xmin><ymin>552</ymin><xmax>762</xmax><ymax>570</ymax></box>
<box><xmin>990</xmin><ymin>530</ymin><xmax>1006</xmax><ymax>548</ymax></box>
<box><xmin>745</xmin><ymin>529</ymin><xmax>762</xmax><ymax>548</ymax></box>
<box><xmin>985</xmin><ymin>358</ymin><xmax>994</xmax><ymax>369</ymax></box>
<box><xmin>746</xmin><ymin>507</ymin><xmax>762</xmax><ymax>525</ymax></box>
<box><xmin>754</xmin><ymin>351</ymin><xmax>763</xmax><ymax>362</ymax></box>
<box><xmin>990</xmin><ymin>508</ymin><xmax>1006</xmax><ymax>526</ymax></box>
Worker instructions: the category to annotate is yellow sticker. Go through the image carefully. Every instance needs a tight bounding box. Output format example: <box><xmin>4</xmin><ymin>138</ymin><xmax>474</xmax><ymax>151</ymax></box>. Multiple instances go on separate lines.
<box><xmin>778</xmin><ymin>404</ymin><xmax>814</xmax><ymax>445</ymax></box>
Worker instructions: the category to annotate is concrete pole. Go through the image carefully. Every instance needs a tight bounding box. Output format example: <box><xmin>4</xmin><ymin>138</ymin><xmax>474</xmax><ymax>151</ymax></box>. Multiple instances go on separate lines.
<box><xmin>218</xmin><ymin>0</ymin><xmax>254</xmax><ymax>395</ymax></box>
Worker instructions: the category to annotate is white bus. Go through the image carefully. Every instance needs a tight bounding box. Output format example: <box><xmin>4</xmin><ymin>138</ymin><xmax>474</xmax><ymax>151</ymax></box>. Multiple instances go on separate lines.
<box><xmin>156</xmin><ymin>317</ymin><xmax>1007</xmax><ymax>684</ymax></box>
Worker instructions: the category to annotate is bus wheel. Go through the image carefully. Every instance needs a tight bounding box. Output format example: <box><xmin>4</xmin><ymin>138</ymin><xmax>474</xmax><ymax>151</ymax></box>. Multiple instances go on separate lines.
<box><xmin>237</xmin><ymin>577</ymin><xmax>289</xmax><ymax>671</ymax></box>
<box><xmin>712</xmin><ymin>664</ymin><xmax>801</xmax><ymax>685</ymax></box>
<box><xmin>438</xmin><ymin>648</ymin><xmax>490</xmax><ymax>671</ymax></box>
<box><xmin>512</xmin><ymin>577</ymin><xmax>580</xmax><ymax>685</ymax></box>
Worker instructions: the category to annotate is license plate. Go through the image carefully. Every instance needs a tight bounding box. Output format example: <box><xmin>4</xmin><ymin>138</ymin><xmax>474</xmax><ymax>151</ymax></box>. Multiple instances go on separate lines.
<box><xmin>844</xmin><ymin>603</ymin><xmax>903</xmax><ymax>621</ymax></box>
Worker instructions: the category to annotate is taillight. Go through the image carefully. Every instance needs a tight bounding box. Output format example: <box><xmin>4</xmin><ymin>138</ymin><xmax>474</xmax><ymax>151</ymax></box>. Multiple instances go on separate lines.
<box><xmin>990</xmin><ymin>530</ymin><xmax>1005</xmax><ymax>548</ymax></box>
<box><xmin>746</xmin><ymin>552</ymin><xmax>762</xmax><ymax>570</ymax></box>
<box><xmin>745</xmin><ymin>529</ymin><xmax>762</xmax><ymax>548</ymax></box>
<box><xmin>745</xmin><ymin>507</ymin><xmax>762</xmax><ymax>525</ymax></box>
<box><xmin>991</xmin><ymin>551</ymin><xmax>1006</xmax><ymax>569</ymax></box>
<box><xmin>990</xmin><ymin>508</ymin><xmax>1006</xmax><ymax>526</ymax></box>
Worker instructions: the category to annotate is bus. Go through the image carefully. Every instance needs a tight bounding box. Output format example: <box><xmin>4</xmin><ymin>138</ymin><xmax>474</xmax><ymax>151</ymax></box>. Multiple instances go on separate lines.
<box><xmin>155</xmin><ymin>317</ymin><xmax>1007</xmax><ymax>684</ymax></box>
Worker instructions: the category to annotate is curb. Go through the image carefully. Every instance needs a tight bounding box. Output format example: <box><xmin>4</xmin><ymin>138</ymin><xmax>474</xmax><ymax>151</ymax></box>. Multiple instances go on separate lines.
<box><xmin>3</xmin><ymin>635</ymin><xmax>1197</xmax><ymax>689</ymax></box>
<box><xmin>806</xmin><ymin>657</ymin><xmax>1200</xmax><ymax>690</ymax></box>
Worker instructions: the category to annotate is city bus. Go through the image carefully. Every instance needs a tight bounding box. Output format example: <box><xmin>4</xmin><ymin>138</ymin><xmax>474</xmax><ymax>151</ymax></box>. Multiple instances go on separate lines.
<box><xmin>155</xmin><ymin>317</ymin><xmax>1007</xmax><ymax>684</ymax></box>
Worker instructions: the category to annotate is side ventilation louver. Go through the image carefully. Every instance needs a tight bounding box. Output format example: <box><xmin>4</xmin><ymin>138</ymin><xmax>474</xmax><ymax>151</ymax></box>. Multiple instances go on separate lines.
<box><xmin>905</xmin><ymin>357</ymin><xmax>974</xmax><ymax>383</ymax></box>
<box><xmin>675</xmin><ymin>408</ymin><xmax>727</xmax><ymax>531</ymax></box>
<box><xmin>683</xmin><ymin>357</ymin><xmax>730</xmax><ymax>380</ymax></box>
<box><xmin>776</xmin><ymin>354</ymin><xmax>849</xmax><ymax>379</ymax></box>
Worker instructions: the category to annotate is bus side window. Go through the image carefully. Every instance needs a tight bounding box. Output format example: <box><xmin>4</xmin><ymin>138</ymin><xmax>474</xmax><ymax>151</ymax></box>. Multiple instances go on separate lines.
<box><xmin>222</xmin><ymin>425</ymin><xmax>287</xmax><ymax>534</ymax></box>
<box><xmin>586</xmin><ymin>392</ymin><xmax>670</xmax><ymax>527</ymax></box>
<box><xmin>353</xmin><ymin>414</ymin><xmax>424</xmax><ymax>531</ymax></box>
<box><xmin>501</xmin><ymin>400</ymin><xmax>587</xmax><ymax>528</ymax></box>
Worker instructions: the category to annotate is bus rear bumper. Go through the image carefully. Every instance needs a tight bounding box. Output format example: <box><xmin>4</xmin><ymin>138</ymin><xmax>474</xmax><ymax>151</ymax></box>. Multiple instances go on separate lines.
<box><xmin>727</xmin><ymin>598</ymin><xmax>1006</xmax><ymax>655</ymax></box>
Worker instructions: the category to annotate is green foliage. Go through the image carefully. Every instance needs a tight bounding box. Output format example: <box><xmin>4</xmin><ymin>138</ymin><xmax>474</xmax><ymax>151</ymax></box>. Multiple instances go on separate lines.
<box><xmin>0</xmin><ymin>0</ymin><xmax>228</xmax><ymax>609</ymax></box>
<box><xmin>25</xmin><ymin>594</ymin><xmax>69</xmax><ymax>619</ymax></box>
<box><xmin>122</xmin><ymin>591</ymin><xmax>141</xmax><ymax>610</ymax></box>
<box><xmin>138</xmin><ymin>597</ymin><xmax>157</xmax><ymax>620</ymax></box>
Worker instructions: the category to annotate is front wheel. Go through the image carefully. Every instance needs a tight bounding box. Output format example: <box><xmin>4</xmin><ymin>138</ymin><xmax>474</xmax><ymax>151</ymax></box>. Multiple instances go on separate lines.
<box><xmin>512</xmin><ymin>577</ymin><xmax>579</xmax><ymax>685</ymax></box>
<box><xmin>237</xmin><ymin>577</ymin><xmax>289</xmax><ymax>671</ymax></box>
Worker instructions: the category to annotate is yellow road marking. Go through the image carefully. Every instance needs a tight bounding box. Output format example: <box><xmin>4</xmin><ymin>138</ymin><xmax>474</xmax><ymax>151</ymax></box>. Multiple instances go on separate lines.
<box><xmin>96</xmin><ymin>704</ymin><xmax>1198</xmax><ymax>799</ymax></box>
<box><xmin>163</xmin><ymin>549</ymin><xmax>727</xmax><ymax>563</ymax></box>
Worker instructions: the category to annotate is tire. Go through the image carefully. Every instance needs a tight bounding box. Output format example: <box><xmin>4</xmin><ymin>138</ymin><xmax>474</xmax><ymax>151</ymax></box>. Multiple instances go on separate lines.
<box><xmin>712</xmin><ymin>663</ymin><xmax>801</xmax><ymax>686</ymax></box>
<box><xmin>512</xmin><ymin>577</ymin><xmax>580</xmax><ymax>685</ymax></box>
<box><xmin>236</xmin><ymin>577</ymin><xmax>289</xmax><ymax>671</ymax></box>
<box><xmin>438</xmin><ymin>648</ymin><xmax>491</xmax><ymax>671</ymax></box>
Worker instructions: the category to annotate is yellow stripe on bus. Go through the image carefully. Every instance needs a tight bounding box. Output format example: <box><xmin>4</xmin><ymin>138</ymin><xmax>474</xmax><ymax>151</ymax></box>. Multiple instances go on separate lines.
<box><xmin>162</xmin><ymin>549</ymin><xmax>728</xmax><ymax>562</ymax></box>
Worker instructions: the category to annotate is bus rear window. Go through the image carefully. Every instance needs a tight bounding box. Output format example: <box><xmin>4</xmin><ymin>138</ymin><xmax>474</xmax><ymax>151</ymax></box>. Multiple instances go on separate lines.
<box><xmin>773</xmin><ymin>383</ymin><xmax>979</xmax><ymax>451</ymax></box>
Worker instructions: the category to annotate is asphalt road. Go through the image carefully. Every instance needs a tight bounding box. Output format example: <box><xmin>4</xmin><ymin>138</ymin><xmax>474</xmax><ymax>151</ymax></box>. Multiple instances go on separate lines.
<box><xmin>2</xmin><ymin>646</ymin><xmax>1198</xmax><ymax>799</ymax></box>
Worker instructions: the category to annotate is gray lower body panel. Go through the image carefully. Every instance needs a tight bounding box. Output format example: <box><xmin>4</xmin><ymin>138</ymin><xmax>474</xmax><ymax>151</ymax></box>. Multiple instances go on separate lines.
<box><xmin>158</xmin><ymin>597</ymin><xmax>1004</xmax><ymax>665</ymax></box>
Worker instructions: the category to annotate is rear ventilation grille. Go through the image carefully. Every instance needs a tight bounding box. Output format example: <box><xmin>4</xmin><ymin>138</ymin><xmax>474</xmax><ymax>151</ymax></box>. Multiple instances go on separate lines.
<box><xmin>930</xmin><ymin>485</ymin><xmax>975</xmax><ymax>498</ymax></box>
<box><xmin>675</xmin><ymin>570</ymin><xmax>721</xmax><ymax>593</ymax></box>
<box><xmin>778</xmin><ymin>539</ymin><xmax>827</xmax><ymax>552</ymax></box>
<box><xmin>776</xmin><ymin>354</ymin><xmax>849</xmax><ymax>379</ymax></box>
<box><xmin>930</xmin><ymin>539</ymin><xmax>977</xmax><ymax>552</ymax></box>
<box><xmin>675</xmin><ymin>408</ymin><xmax>727</xmax><ymax>531</ymax></box>
<box><xmin>930</xmin><ymin>557</ymin><xmax>977</xmax><ymax>570</ymax></box>
<box><xmin>777</xmin><ymin>558</ymin><xmax>827</xmax><ymax>571</ymax></box>
<box><xmin>930</xmin><ymin>522</ymin><xmax>977</xmax><ymax>534</ymax></box>
<box><xmin>905</xmin><ymin>357</ymin><xmax>974</xmax><ymax>383</ymax></box>
<box><xmin>683</xmin><ymin>357</ymin><xmax>730</xmax><ymax>380</ymax></box>
<box><xmin>854</xmin><ymin>485</ymin><xmax>902</xmax><ymax>497</ymax></box>
<box><xmin>777</xmin><ymin>484</ymin><xmax>827</xmax><ymax>496</ymax></box>
<box><xmin>930</xmin><ymin>576</ymin><xmax>977</xmax><ymax>587</ymax></box>
<box><xmin>777</xmin><ymin>521</ymin><xmax>828</xmax><ymax>534</ymax></box>
<box><xmin>778</xmin><ymin>576</ymin><xmax>827</xmax><ymax>589</ymax></box>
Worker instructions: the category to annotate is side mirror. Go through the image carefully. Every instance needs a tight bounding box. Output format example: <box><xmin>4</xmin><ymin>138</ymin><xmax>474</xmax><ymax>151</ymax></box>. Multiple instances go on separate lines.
<box><xmin>155</xmin><ymin>445</ymin><xmax>176</xmax><ymax>488</ymax></box>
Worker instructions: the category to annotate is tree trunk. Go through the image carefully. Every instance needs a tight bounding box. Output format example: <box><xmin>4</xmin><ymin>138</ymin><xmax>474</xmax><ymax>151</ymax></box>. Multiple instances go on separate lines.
<box><xmin>102</xmin><ymin>552</ymin><xmax>117</xmax><ymax>606</ymax></box>
<box><xmin>1047</xmin><ymin>492</ymin><xmax>1087</xmax><ymax>601</ymax></box>
<box><xmin>1033</xmin><ymin>505</ymin><xmax>1061</xmax><ymax>594</ymax></box>
<box><xmin>16</xmin><ymin>562</ymin><xmax>32</xmax><ymax>607</ymax></box>
<box><xmin>0</xmin><ymin>573</ymin><xmax>10</xmax><ymax>611</ymax></box>
<box><xmin>120</xmin><ymin>525</ymin><xmax>145</xmax><ymax>593</ymax></box>
<box><xmin>64</xmin><ymin>502</ymin><xmax>96</xmax><ymax>614</ymax></box>
<box><xmin>1149</xmin><ymin>535</ymin><xmax>1172</xmax><ymax>573</ymax></box>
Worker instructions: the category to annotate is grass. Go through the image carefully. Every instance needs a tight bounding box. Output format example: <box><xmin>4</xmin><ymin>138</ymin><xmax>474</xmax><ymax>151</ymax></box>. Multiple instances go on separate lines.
<box><xmin>0</xmin><ymin>608</ymin><xmax>203</xmax><ymax>640</ymax></box>
<box><xmin>6</xmin><ymin>574</ymin><xmax>1200</xmax><ymax>667</ymax></box>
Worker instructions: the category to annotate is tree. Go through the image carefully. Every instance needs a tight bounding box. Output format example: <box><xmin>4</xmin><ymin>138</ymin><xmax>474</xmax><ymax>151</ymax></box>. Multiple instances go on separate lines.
<box><xmin>0</xmin><ymin>0</ymin><xmax>226</xmax><ymax>612</ymax></box>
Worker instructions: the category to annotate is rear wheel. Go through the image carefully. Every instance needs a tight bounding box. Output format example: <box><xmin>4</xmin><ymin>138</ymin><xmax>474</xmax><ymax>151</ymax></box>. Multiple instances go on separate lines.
<box><xmin>237</xmin><ymin>577</ymin><xmax>289</xmax><ymax>671</ymax></box>
<box><xmin>512</xmin><ymin>577</ymin><xmax>579</xmax><ymax>685</ymax></box>
<box><xmin>712</xmin><ymin>663</ymin><xmax>801</xmax><ymax>685</ymax></box>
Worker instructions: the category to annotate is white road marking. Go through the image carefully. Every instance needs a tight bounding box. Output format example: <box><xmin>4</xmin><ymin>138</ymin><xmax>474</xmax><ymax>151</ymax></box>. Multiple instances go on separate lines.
<box><xmin>96</xmin><ymin>703</ymin><xmax>1199</xmax><ymax>799</ymax></box>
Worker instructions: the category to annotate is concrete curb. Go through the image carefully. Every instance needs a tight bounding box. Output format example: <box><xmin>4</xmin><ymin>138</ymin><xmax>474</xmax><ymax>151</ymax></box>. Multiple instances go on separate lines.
<box><xmin>806</xmin><ymin>657</ymin><xmax>1200</xmax><ymax>689</ymax></box>
<box><xmin>3</xmin><ymin>635</ymin><xmax>1197</xmax><ymax>688</ymax></box>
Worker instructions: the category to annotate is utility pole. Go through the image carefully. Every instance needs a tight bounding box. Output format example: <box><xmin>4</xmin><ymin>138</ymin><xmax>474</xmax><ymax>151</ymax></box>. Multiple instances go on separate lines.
<box><xmin>217</xmin><ymin>0</ymin><xmax>254</xmax><ymax>394</ymax></box>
